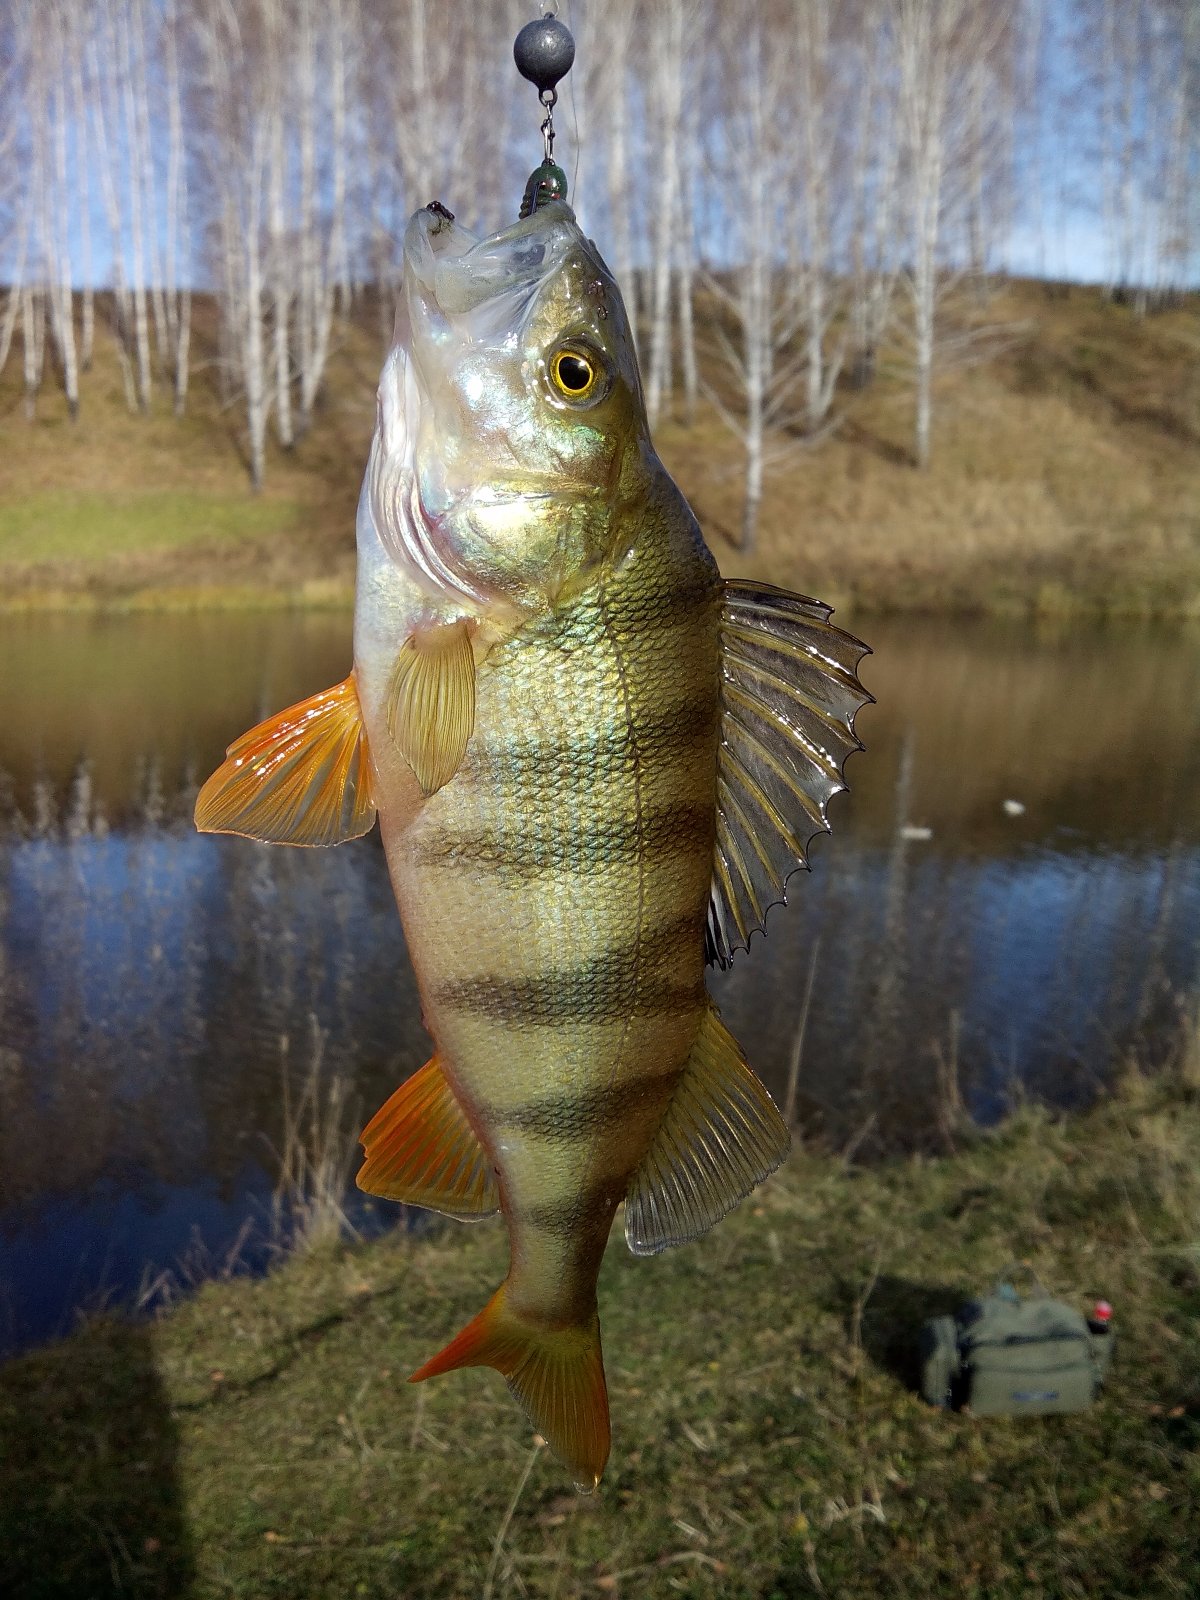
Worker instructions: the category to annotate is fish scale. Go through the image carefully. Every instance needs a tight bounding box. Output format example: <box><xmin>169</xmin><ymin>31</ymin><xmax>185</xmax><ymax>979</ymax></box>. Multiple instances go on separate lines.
<box><xmin>383</xmin><ymin>533</ymin><xmax>723</xmax><ymax>1332</ymax></box>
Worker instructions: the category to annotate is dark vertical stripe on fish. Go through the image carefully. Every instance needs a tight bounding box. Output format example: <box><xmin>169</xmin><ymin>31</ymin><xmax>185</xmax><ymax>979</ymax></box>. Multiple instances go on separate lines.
<box><xmin>414</xmin><ymin>801</ymin><xmax>711</xmax><ymax>877</ymax></box>
<box><xmin>459</xmin><ymin>695</ymin><xmax>716</xmax><ymax>787</ymax></box>
<box><xmin>436</xmin><ymin>968</ymin><xmax>704</xmax><ymax>1025</ymax></box>
<box><xmin>482</xmin><ymin>1068</ymin><xmax>684</xmax><ymax>1141</ymax></box>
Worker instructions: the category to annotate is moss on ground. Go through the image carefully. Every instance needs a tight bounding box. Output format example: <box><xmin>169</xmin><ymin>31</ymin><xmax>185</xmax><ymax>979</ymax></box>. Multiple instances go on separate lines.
<box><xmin>2</xmin><ymin>1068</ymin><xmax>1198</xmax><ymax>1598</ymax></box>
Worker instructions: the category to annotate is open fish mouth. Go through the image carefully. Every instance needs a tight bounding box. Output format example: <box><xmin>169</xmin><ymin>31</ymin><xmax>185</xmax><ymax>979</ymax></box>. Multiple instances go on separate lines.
<box><xmin>403</xmin><ymin>200</ymin><xmax>582</xmax><ymax>328</ymax></box>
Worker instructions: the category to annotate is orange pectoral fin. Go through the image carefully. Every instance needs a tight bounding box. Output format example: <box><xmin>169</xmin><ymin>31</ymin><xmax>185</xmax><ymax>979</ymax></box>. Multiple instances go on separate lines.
<box><xmin>194</xmin><ymin>675</ymin><xmax>377</xmax><ymax>846</ymax></box>
<box><xmin>356</xmin><ymin>1054</ymin><xmax>499</xmax><ymax>1219</ymax></box>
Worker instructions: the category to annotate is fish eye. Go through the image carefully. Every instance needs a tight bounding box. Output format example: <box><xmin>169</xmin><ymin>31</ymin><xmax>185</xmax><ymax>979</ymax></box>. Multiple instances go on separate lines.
<box><xmin>548</xmin><ymin>346</ymin><xmax>603</xmax><ymax>403</ymax></box>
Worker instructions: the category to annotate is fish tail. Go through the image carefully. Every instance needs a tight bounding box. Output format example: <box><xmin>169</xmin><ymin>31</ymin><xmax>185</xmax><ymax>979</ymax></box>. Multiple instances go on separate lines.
<box><xmin>409</xmin><ymin>1282</ymin><xmax>610</xmax><ymax>1490</ymax></box>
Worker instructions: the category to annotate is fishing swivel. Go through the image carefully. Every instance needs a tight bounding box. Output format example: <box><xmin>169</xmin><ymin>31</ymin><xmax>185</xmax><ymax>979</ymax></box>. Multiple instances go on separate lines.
<box><xmin>513</xmin><ymin>10</ymin><xmax>575</xmax><ymax>217</ymax></box>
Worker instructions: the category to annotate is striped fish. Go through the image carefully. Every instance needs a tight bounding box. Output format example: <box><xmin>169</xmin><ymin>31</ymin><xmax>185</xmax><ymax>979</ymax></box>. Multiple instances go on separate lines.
<box><xmin>195</xmin><ymin>200</ymin><xmax>870</xmax><ymax>1489</ymax></box>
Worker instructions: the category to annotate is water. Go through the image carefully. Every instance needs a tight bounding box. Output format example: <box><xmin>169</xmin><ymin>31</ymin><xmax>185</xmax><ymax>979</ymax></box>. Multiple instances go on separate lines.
<box><xmin>1</xmin><ymin>610</ymin><xmax>1198</xmax><ymax>1358</ymax></box>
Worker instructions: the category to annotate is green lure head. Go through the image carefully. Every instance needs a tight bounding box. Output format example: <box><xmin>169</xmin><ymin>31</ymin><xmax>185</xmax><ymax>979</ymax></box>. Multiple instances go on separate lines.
<box><xmin>519</xmin><ymin>161</ymin><xmax>569</xmax><ymax>220</ymax></box>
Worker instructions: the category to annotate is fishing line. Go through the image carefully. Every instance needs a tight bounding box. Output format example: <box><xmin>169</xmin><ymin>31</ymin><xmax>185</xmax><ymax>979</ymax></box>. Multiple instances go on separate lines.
<box><xmin>563</xmin><ymin>0</ymin><xmax>582</xmax><ymax>210</ymax></box>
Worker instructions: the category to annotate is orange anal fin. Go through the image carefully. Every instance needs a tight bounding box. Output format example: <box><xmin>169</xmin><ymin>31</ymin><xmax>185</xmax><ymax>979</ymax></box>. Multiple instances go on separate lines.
<box><xmin>194</xmin><ymin>675</ymin><xmax>376</xmax><ymax>847</ymax></box>
<box><xmin>410</xmin><ymin>1283</ymin><xmax>610</xmax><ymax>1491</ymax></box>
<box><xmin>356</xmin><ymin>1055</ymin><xmax>499</xmax><ymax>1219</ymax></box>
<box><xmin>386</xmin><ymin>619</ymin><xmax>475</xmax><ymax>796</ymax></box>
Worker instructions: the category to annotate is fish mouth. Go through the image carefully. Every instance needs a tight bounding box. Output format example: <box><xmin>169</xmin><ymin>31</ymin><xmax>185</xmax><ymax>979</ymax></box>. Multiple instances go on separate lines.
<box><xmin>403</xmin><ymin>200</ymin><xmax>583</xmax><ymax>325</ymax></box>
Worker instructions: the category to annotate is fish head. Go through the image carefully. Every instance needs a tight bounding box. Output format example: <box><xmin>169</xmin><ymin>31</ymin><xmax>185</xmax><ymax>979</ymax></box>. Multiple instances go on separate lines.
<box><xmin>366</xmin><ymin>202</ymin><xmax>647</xmax><ymax>611</ymax></box>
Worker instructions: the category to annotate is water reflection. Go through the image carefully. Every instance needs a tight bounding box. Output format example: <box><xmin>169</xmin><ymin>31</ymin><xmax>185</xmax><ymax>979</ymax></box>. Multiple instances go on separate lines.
<box><xmin>1</xmin><ymin>611</ymin><xmax>1198</xmax><ymax>1356</ymax></box>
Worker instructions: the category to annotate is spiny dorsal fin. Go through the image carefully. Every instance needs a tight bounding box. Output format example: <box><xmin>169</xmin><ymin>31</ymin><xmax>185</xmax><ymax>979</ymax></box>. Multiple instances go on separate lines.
<box><xmin>707</xmin><ymin>581</ymin><xmax>872</xmax><ymax>968</ymax></box>
<box><xmin>357</xmin><ymin>1055</ymin><xmax>500</xmax><ymax>1219</ymax></box>
<box><xmin>386</xmin><ymin>619</ymin><xmax>476</xmax><ymax>795</ymax></box>
<box><xmin>194</xmin><ymin>675</ymin><xmax>376</xmax><ymax>847</ymax></box>
<box><xmin>624</xmin><ymin>1002</ymin><xmax>789</xmax><ymax>1256</ymax></box>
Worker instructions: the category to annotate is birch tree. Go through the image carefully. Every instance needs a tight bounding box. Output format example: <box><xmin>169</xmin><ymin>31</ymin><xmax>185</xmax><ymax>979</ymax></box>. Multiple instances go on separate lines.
<box><xmin>792</xmin><ymin>0</ymin><xmax>848</xmax><ymax>434</ymax></box>
<box><xmin>846</xmin><ymin>0</ymin><xmax>903</xmax><ymax>390</ymax></box>
<box><xmin>194</xmin><ymin>0</ymin><xmax>272</xmax><ymax>489</ymax></box>
<box><xmin>644</xmin><ymin>0</ymin><xmax>687</xmax><ymax>423</ymax></box>
<box><xmin>163</xmin><ymin>0</ymin><xmax>191</xmax><ymax>412</ymax></box>
<box><xmin>896</xmin><ymin>0</ymin><xmax>1015</xmax><ymax>469</ymax></box>
<box><xmin>700</xmin><ymin>6</ymin><xmax>811</xmax><ymax>550</ymax></box>
<box><xmin>87</xmin><ymin>3</ymin><xmax>138</xmax><ymax>411</ymax></box>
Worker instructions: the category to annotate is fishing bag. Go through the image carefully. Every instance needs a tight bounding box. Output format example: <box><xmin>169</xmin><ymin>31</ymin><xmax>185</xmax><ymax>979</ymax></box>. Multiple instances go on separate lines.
<box><xmin>919</xmin><ymin>1274</ymin><xmax>1113</xmax><ymax>1417</ymax></box>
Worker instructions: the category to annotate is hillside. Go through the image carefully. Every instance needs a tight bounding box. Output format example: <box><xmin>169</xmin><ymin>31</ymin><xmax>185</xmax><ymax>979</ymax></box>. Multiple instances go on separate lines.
<box><xmin>1</xmin><ymin>280</ymin><xmax>1198</xmax><ymax>616</ymax></box>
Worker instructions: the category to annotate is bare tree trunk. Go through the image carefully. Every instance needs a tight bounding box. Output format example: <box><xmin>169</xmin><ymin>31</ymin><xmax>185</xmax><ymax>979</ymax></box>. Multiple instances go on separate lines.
<box><xmin>23</xmin><ymin>286</ymin><xmax>44</xmax><ymax>421</ymax></box>
<box><xmin>848</xmin><ymin>1</ymin><xmax>902</xmax><ymax>391</ymax></box>
<box><xmin>0</xmin><ymin>218</ymin><xmax>27</xmax><ymax>371</ymax></box>
<box><xmin>88</xmin><ymin>11</ymin><xmax>137</xmax><ymax>411</ymax></box>
<box><xmin>69</xmin><ymin>12</ymin><xmax>95</xmax><ymax>372</ymax></box>
<box><xmin>24</xmin><ymin>15</ymin><xmax>51</xmax><ymax>419</ymax></box>
<box><xmin>603</xmin><ymin>0</ymin><xmax>637</xmax><ymax>351</ymax></box>
<box><xmin>796</xmin><ymin>0</ymin><xmax>845</xmax><ymax>433</ymax></box>
<box><xmin>899</xmin><ymin>0</ymin><xmax>953</xmax><ymax>471</ymax></box>
<box><xmin>48</xmin><ymin>8</ymin><xmax>80</xmax><ymax>419</ymax></box>
<box><xmin>117</xmin><ymin>0</ymin><xmax>152</xmax><ymax>408</ymax></box>
<box><xmin>246</xmin><ymin>124</ymin><xmax>269</xmax><ymax>492</ymax></box>
<box><xmin>675</xmin><ymin>25</ymin><xmax>700</xmax><ymax>428</ymax></box>
<box><xmin>646</xmin><ymin>0</ymin><xmax>684</xmax><ymax>423</ymax></box>
<box><xmin>268</xmin><ymin>4</ymin><xmax>294</xmax><ymax>450</ymax></box>
<box><xmin>163</xmin><ymin>0</ymin><xmax>190</xmax><ymax>413</ymax></box>
<box><xmin>131</xmin><ymin>0</ymin><xmax>169</xmax><ymax>367</ymax></box>
<box><xmin>325</xmin><ymin>0</ymin><xmax>352</xmax><ymax>336</ymax></box>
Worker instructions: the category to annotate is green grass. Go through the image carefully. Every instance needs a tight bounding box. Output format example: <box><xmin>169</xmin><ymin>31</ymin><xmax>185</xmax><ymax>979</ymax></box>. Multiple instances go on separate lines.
<box><xmin>0</xmin><ymin>490</ymin><xmax>302</xmax><ymax>567</ymax></box>
<box><xmin>3</xmin><ymin>1065</ymin><xmax>1198</xmax><ymax>1599</ymax></box>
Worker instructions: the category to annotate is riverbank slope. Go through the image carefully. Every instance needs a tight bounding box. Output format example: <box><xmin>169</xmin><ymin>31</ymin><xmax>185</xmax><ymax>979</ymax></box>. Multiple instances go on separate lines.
<box><xmin>3</xmin><ymin>1063</ymin><xmax>1197</xmax><ymax>1599</ymax></box>
<box><xmin>2</xmin><ymin>281</ymin><xmax>1198</xmax><ymax>617</ymax></box>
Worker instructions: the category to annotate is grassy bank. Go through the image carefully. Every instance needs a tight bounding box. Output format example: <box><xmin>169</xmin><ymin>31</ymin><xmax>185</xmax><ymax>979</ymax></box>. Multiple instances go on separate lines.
<box><xmin>1</xmin><ymin>281</ymin><xmax>1198</xmax><ymax>617</ymax></box>
<box><xmin>3</xmin><ymin>1061</ymin><xmax>1198</xmax><ymax>1600</ymax></box>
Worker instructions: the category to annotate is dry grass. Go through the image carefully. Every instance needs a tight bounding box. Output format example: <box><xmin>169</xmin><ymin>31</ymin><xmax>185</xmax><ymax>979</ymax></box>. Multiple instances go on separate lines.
<box><xmin>1</xmin><ymin>279</ymin><xmax>1198</xmax><ymax>615</ymax></box>
<box><xmin>268</xmin><ymin>1015</ymin><xmax>362</xmax><ymax>1257</ymax></box>
<box><xmin>661</xmin><ymin>281</ymin><xmax>1200</xmax><ymax>616</ymax></box>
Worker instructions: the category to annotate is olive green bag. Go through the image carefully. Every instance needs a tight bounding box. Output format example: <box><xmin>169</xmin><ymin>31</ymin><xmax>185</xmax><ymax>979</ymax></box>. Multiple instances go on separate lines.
<box><xmin>920</xmin><ymin>1273</ymin><xmax>1113</xmax><ymax>1417</ymax></box>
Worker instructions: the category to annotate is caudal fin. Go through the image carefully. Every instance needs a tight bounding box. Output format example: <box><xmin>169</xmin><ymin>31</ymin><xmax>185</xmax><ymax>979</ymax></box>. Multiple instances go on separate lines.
<box><xmin>409</xmin><ymin>1283</ymin><xmax>610</xmax><ymax>1489</ymax></box>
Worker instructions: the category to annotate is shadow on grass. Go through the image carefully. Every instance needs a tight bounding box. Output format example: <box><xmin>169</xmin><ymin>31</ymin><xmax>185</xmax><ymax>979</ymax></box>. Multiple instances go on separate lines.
<box><xmin>0</xmin><ymin>1318</ymin><xmax>194</xmax><ymax>1600</ymax></box>
<box><xmin>852</xmin><ymin>1271</ymin><xmax>969</xmax><ymax>1395</ymax></box>
<box><xmin>825</xmin><ymin>1267</ymin><xmax>972</xmax><ymax>1395</ymax></box>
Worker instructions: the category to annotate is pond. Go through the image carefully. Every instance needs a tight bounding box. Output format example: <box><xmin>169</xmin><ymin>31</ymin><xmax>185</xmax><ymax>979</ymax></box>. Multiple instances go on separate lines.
<box><xmin>1</xmin><ymin>609</ymin><xmax>1198</xmax><ymax>1358</ymax></box>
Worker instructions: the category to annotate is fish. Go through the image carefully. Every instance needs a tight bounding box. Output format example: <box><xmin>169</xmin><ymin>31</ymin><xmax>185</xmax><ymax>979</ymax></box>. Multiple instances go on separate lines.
<box><xmin>195</xmin><ymin>197</ymin><xmax>871</xmax><ymax>1490</ymax></box>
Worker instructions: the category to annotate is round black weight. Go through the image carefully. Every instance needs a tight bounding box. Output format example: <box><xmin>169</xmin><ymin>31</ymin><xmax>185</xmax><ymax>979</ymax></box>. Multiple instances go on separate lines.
<box><xmin>513</xmin><ymin>15</ymin><xmax>575</xmax><ymax>95</ymax></box>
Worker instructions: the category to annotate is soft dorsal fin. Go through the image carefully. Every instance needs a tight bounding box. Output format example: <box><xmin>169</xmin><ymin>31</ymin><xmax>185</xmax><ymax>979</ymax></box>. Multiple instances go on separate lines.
<box><xmin>356</xmin><ymin>1055</ymin><xmax>500</xmax><ymax>1219</ymax></box>
<box><xmin>386</xmin><ymin>619</ymin><xmax>476</xmax><ymax>796</ymax></box>
<box><xmin>624</xmin><ymin>1002</ymin><xmax>789</xmax><ymax>1256</ymax></box>
<box><xmin>707</xmin><ymin>581</ymin><xmax>871</xmax><ymax>968</ymax></box>
<box><xmin>194</xmin><ymin>675</ymin><xmax>377</xmax><ymax>847</ymax></box>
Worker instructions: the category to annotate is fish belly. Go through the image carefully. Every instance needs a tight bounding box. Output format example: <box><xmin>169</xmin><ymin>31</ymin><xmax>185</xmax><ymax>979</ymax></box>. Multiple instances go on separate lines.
<box><xmin>382</xmin><ymin>544</ymin><xmax>722</xmax><ymax>1322</ymax></box>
